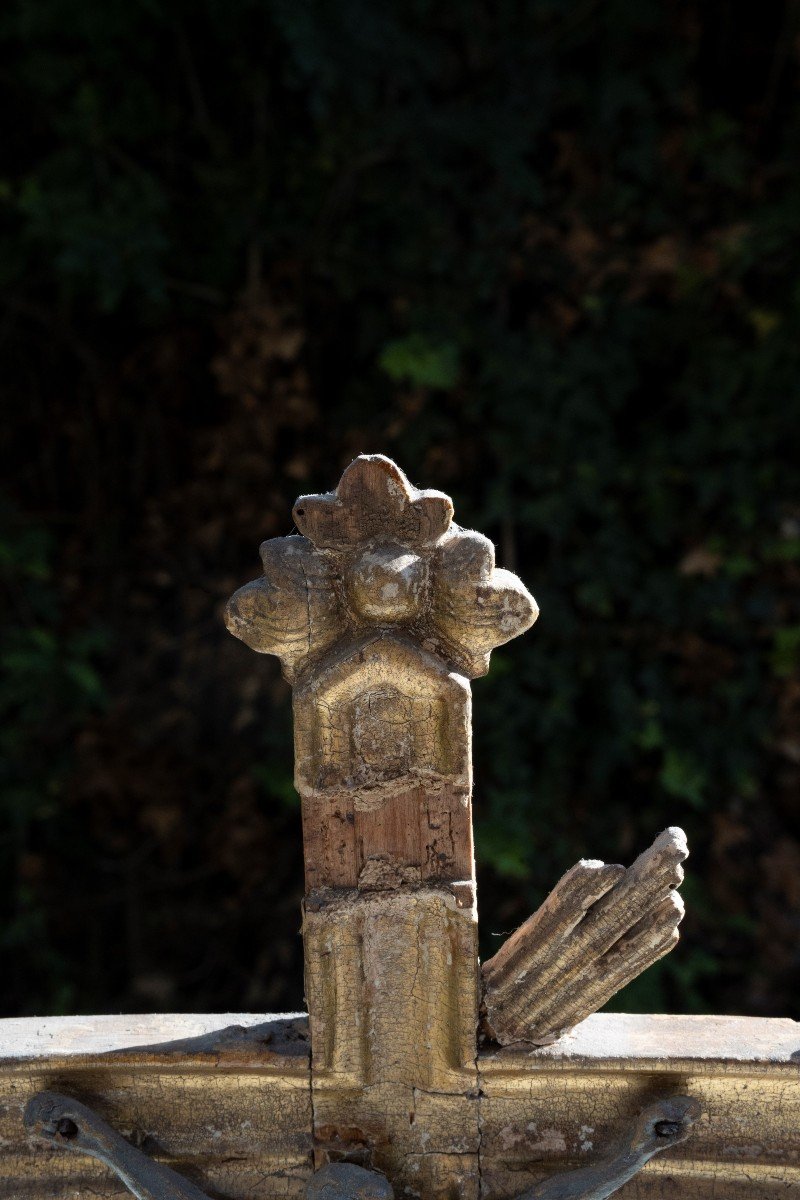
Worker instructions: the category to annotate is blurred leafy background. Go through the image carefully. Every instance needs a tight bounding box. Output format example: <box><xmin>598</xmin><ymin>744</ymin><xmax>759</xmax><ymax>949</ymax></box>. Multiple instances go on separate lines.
<box><xmin>1</xmin><ymin>0</ymin><xmax>799</xmax><ymax>1019</ymax></box>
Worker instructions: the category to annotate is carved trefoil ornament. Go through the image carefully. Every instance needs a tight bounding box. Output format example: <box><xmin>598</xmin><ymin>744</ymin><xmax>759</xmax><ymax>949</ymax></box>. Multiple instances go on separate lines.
<box><xmin>226</xmin><ymin>454</ymin><xmax>538</xmax><ymax>893</ymax></box>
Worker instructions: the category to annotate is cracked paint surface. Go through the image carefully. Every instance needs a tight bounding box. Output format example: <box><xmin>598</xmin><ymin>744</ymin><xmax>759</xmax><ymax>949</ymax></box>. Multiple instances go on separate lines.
<box><xmin>2</xmin><ymin>1013</ymin><xmax>799</xmax><ymax>1196</ymax></box>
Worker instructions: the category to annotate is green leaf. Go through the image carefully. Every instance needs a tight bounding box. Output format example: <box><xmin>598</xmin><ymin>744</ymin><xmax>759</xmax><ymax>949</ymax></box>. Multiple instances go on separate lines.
<box><xmin>379</xmin><ymin>334</ymin><xmax>459</xmax><ymax>389</ymax></box>
<box><xmin>660</xmin><ymin>749</ymin><xmax>707</xmax><ymax>808</ymax></box>
<box><xmin>771</xmin><ymin>627</ymin><xmax>800</xmax><ymax>678</ymax></box>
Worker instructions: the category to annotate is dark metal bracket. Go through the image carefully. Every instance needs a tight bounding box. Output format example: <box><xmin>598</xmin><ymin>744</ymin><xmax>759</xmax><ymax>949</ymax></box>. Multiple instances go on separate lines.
<box><xmin>25</xmin><ymin>1089</ymin><xmax>700</xmax><ymax>1200</ymax></box>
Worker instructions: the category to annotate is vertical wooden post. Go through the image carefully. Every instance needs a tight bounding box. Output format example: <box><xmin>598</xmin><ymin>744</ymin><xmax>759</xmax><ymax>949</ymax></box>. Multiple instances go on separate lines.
<box><xmin>5</xmin><ymin>453</ymin><xmax>793</xmax><ymax>1199</ymax></box>
<box><xmin>226</xmin><ymin>455</ymin><xmax>537</xmax><ymax>1199</ymax></box>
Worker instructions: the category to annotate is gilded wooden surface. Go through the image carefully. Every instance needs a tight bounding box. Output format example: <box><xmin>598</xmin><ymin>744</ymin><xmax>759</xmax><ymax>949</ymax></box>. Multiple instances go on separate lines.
<box><xmin>1</xmin><ymin>1014</ymin><xmax>798</xmax><ymax>1197</ymax></box>
<box><xmin>226</xmin><ymin>455</ymin><xmax>536</xmax><ymax>892</ymax></box>
<box><xmin>304</xmin><ymin>887</ymin><xmax>480</xmax><ymax>1199</ymax></box>
<box><xmin>479</xmin><ymin>1013</ymin><xmax>800</xmax><ymax>1198</ymax></box>
<box><xmin>5</xmin><ymin>457</ymin><xmax>799</xmax><ymax>1198</ymax></box>
<box><xmin>0</xmin><ymin>1014</ymin><xmax>311</xmax><ymax>1199</ymax></box>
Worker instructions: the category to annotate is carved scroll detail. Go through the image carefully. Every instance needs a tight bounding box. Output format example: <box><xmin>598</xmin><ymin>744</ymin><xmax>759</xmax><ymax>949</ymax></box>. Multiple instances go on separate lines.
<box><xmin>482</xmin><ymin>827</ymin><xmax>688</xmax><ymax>1046</ymax></box>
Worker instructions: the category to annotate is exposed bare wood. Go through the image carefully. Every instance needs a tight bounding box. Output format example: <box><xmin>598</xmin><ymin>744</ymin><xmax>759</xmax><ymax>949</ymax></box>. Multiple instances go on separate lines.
<box><xmin>300</xmin><ymin>778</ymin><xmax>476</xmax><ymax>894</ymax></box>
<box><xmin>482</xmin><ymin>829</ymin><xmax>688</xmax><ymax>1046</ymax></box>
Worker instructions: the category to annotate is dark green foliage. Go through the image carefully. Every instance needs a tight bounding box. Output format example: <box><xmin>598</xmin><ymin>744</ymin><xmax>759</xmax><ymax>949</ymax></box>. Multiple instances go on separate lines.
<box><xmin>1</xmin><ymin>0</ymin><xmax>799</xmax><ymax>1017</ymax></box>
<box><xmin>0</xmin><ymin>510</ymin><xmax>108</xmax><ymax>1012</ymax></box>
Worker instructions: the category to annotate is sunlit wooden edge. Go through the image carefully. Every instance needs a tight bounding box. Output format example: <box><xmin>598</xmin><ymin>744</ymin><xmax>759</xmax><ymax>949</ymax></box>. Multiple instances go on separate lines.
<box><xmin>1</xmin><ymin>1011</ymin><xmax>796</xmax><ymax>1068</ymax></box>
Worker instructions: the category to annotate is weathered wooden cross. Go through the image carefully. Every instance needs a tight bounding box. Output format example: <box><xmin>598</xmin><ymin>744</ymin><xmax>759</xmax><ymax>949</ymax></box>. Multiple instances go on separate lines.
<box><xmin>2</xmin><ymin>456</ymin><xmax>798</xmax><ymax>1199</ymax></box>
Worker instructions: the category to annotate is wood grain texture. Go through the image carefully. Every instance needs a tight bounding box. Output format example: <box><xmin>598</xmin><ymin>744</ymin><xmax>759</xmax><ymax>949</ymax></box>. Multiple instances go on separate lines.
<box><xmin>482</xmin><ymin>830</ymin><xmax>688</xmax><ymax>1046</ymax></box>
<box><xmin>300</xmin><ymin>781</ymin><xmax>475</xmax><ymax>894</ymax></box>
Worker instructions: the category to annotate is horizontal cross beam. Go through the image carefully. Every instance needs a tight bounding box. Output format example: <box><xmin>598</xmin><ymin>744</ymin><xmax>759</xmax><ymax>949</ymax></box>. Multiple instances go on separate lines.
<box><xmin>1</xmin><ymin>1012</ymin><xmax>798</xmax><ymax>1198</ymax></box>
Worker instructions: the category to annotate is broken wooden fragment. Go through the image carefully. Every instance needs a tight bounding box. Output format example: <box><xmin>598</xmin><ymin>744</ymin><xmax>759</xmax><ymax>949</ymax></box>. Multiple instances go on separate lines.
<box><xmin>482</xmin><ymin>827</ymin><xmax>688</xmax><ymax>1046</ymax></box>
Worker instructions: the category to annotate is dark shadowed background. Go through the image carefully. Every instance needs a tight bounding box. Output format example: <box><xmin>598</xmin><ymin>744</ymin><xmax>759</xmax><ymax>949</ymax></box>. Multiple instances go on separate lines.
<box><xmin>1</xmin><ymin>1</ymin><xmax>799</xmax><ymax>1021</ymax></box>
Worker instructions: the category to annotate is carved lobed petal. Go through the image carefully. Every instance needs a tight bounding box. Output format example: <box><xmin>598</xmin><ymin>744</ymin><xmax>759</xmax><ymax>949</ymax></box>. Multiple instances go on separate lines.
<box><xmin>292</xmin><ymin>454</ymin><xmax>453</xmax><ymax>551</ymax></box>
<box><xmin>481</xmin><ymin>827</ymin><xmax>688</xmax><ymax>1045</ymax></box>
<box><xmin>224</xmin><ymin>535</ymin><xmax>345</xmax><ymax>683</ymax></box>
<box><xmin>226</xmin><ymin>457</ymin><xmax>538</xmax><ymax>685</ymax></box>
<box><xmin>430</xmin><ymin>529</ymin><xmax>539</xmax><ymax>677</ymax></box>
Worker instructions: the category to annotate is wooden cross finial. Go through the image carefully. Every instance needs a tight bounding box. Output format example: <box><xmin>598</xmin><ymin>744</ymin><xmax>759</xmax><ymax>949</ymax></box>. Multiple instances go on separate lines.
<box><xmin>223</xmin><ymin>455</ymin><xmax>688</xmax><ymax>1197</ymax></box>
<box><xmin>223</xmin><ymin>455</ymin><xmax>541</xmax><ymax>1191</ymax></box>
<box><xmin>226</xmin><ymin>453</ymin><xmax>537</xmax><ymax>894</ymax></box>
<box><xmin>225</xmin><ymin>453</ymin><xmax>537</xmax><ymax>682</ymax></box>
